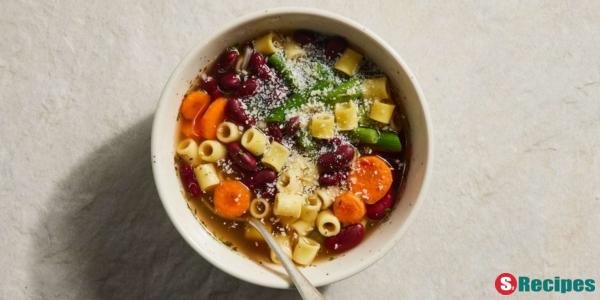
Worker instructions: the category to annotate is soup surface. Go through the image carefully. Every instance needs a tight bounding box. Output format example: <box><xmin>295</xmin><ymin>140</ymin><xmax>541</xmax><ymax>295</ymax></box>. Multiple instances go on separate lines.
<box><xmin>175</xmin><ymin>30</ymin><xmax>409</xmax><ymax>266</ymax></box>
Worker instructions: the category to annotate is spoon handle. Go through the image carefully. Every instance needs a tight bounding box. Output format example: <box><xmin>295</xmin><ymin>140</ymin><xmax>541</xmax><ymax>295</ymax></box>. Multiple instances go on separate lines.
<box><xmin>247</xmin><ymin>218</ymin><xmax>325</xmax><ymax>300</ymax></box>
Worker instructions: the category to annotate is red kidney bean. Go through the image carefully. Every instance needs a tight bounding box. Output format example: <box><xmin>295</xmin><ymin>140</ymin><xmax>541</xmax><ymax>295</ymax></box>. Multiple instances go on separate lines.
<box><xmin>255</xmin><ymin>64</ymin><xmax>271</xmax><ymax>80</ymax></box>
<box><xmin>178</xmin><ymin>161</ymin><xmax>201</xmax><ymax>197</ymax></box>
<box><xmin>219</xmin><ymin>72</ymin><xmax>241</xmax><ymax>92</ymax></box>
<box><xmin>225</xmin><ymin>98</ymin><xmax>256</xmax><ymax>128</ymax></box>
<box><xmin>294</xmin><ymin>30</ymin><xmax>315</xmax><ymax>45</ymax></box>
<box><xmin>248</xmin><ymin>52</ymin><xmax>266</xmax><ymax>71</ymax></box>
<box><xmin>319</xmin><ymin>171</ymin><xmax>345</xmax><ymax>186</ymax></box>
<box><xmin>237</xmin><ymin>77</ymin><xmax>258</xmax><ymax>97</ymax></box>
<box><xmin>267</xmin><ymin>123</ymin><xmax>283</xmax><ymax>142</ymax></box>
<box><xmin>200</xmin><ymin>76</ymin><xmax>222</xmax><ymax>98</ymax></box>
<box><xmin>283</xmin><ymin>116</ymin><xmax>300</xmax><ymax>136</ymax></box>
<box><xmin>249</xmin><ymin>52</ymin><xmax>271</xmax><ymax>80</ymax></box>
<box><xmin>245</xmin><ymin>169</ymin><xmax>277</xmax><ymax>190</ymax></box>
<box><xmin>366</xmin><ymin>190</ymin><xmax>394</xmax><ymax>220</ymax></box>
<box><xmin>324</xmin><ymin>36</ymin><xmax>347</xmax><ymax>59</ymax></box>
<box><xmin>324</xmin><ymin>223</ymin><xmax>365</xmax><ymax>252</ymax></box>
<box><xmin>331</xmin><ymin>137</ymin><xmax>342</xmax><ymax>146</ymax></box>
<box><xmin>217</xmin><ymin>48</ymin><xmax>239</xmax><ymax>73</ymax></box>
<box><xmin>317</xmin><ymin>144</ymin><xmax>354</xmax><ymax>172</ymax></box>
<box><xmin>335</xmin><ymin>144</ymin><xmax>354</xmax><ymax>160</ymax></box>
<box><xmin>227</xmin><ymin>142</ymin><xmax>257</xmax><ymax>172</ymax></box>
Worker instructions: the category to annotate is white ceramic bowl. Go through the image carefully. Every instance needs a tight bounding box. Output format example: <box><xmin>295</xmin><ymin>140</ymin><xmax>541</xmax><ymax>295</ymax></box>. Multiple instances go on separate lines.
<box><xmin>152</xmin><ymin>7</ymin><xmax>432</xmax><ymax>289</ymax></box>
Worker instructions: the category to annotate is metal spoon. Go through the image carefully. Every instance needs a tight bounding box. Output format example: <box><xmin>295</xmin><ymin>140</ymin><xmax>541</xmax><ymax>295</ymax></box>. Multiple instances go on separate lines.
<box><xmin>200</xmin><ymin>199</ymin><xmax>324</xmax><ymax>300</ymax></box>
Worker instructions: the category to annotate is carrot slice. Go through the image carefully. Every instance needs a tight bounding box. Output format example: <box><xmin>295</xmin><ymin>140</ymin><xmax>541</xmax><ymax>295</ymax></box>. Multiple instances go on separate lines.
<box><xmin>213</xmin><ymin>180</ymin><xmax>251</xmax><ymax>219</ymax></box>
<box><xmin>180</xmin><ymin>91</ymin><xmax>211</xmax><ymax>120</ymax></box>
<box><xmin>198</xmin><ymin>97</ymin><xmax>228</xmax><ymax>139</ymax></box>
<box><xmin>181</xmin><ymin>120</ymin><xmax>200</xmax><ymax>140</ymax></box>
<box><xmin>349</xmin><ymin>156</ymin><xmax>393</xmax><ymax>204</ymax></box>
<box><xmin>333</xmin><ymin>192</ymin><xmax>366</xmax><ymax>225</ymax></box>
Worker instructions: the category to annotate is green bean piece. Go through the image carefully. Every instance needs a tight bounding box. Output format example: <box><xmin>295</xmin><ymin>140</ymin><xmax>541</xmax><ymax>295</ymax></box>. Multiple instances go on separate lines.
<box><xmin>373</xmin><ymin>131</ymin><xmax>402</xmax><ymax>152</ymax></box>
<box><xmin>322</xmin><ymin>77</ymin><xmax>362</xmax><ymax>104</ymax></box>
<box><xmin>267</xmin><ymin>53</ymin><xmax>298</xmax><ymax>90</ymax></box>
<box><xmin>353</xmin><ymin>127</ymin><xmax>379</xmax><ymax>144</ymax></box>
<box><xmin>265</xmin><ymin>79</ymin><xmax>335</xmax><ymax>123</ymax></box>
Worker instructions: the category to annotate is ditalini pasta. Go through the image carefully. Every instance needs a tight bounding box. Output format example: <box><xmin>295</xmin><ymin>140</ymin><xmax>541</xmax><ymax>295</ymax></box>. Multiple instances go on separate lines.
<box><xmin>216</xmin><ymin>122</ymin><xmax>242</xmax><ymax>143</ymax></box>
<box><xmin>334</xmin><ymin>101</ymin><xmax>359</xmax><ymax>131</ymax></box>
<box><xmin>300</xmin><ymin>194</ymin><xmax>322</xmax><ymax>224</ymax></box>
<box><xmin>273</xmin><ymin>193</ymin><xmax>304</xmax><ymax>218</ymax></box>
<box><xmin>244</xmin><ymin>223</ymin><xmax>271</xmax><ymax>241</ymax></box>
<box><xmin>254</xmin><ymin>32</ymin><xmax>278</xmax><ymax>55</ymax></box>
<box><xmin>284</xmin><ymin>39</ymin><xmax>306</xmax><ymax>59</ymax></box>
<box><xmin>271</xmin><ymin>235</ymin><xmax>292</xmax><ymax>264</ymax></box>
<box><xmin>249</xmin><ymin>198</ymin><xmax>270</xmax><ymax>219</ymax></box>
<box><xmin>291</xmin><ymin>220</ymin><xmax>314</xmax><ymax>236</ymax></box>
<box><xmin>193</xmin><ymin>163</ymin><xmax>220</xmax><ymax>191</ymax></box>
<box><xmin>316</xmin><ymin>210</ymin><xmax>341</xmax><ymax>237</ymax></box>
<box><xmin>309</xmin><ymin>113</ymin><xmax>335</xmax><ymax>139</ymax></box>
<box><xmin>276</xmin><ymin>170</ymin><xmax>302</xmax><ymax>195</ymax></box>
<box><xmin>316</xmin><ymin>188</ymin><xmax>335</xmax><ymax>210</ymax></box>
<box><xmin>261</xmin><ymin>142</ymin><xmax>290</xmax><ymax>171</ymax></box>
<box><xmin>175</xmin><ymin>30</ymin><xmax>410</xmax><ymax>266</ymax></box>
<box><xmin>369</xmin><ymin>99</ymin><xmax>395</xmax><ymax>124</ymax></box>
<box><xmin>176</xmin><ymin>138</ymin><xmax>200</xmax><ymax>166</ymax></box>
<box><xmin>362</xmin><ymin>77</ymin><xmax>390</xmax><ymax>100</ymax></box>
<box><xmin>241</xmin><ymin>127</ymin><xmax>269</xmax><ymax>156</ymax></box>
<box><xmin>198</xmin><ymin>140</ymin><xmax>227</xmax><ymax>162</ymax></box>
<box><xmin>292</xmin><ymin>237</ymin><xmax>320</xmax><ymax>265</ymax></box>
<box><xmin>334</xmin><ymin>48</ymin><xmax>363</xmax><ymax>76</ymax></box>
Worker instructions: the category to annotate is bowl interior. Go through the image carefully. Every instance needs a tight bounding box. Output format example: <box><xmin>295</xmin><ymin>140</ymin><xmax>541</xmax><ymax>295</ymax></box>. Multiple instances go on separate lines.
<box><xmin>152</xmin><ymin>9</ymin><xmax>430</xmax><ymax>288</ymax></box>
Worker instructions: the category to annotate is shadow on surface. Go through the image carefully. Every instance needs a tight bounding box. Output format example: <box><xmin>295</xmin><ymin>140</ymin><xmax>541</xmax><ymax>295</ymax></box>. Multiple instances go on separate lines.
<box><xmin>30</xmin><ymin>116</ymin><xmax>303</xmax><ymax>299</ymax></box>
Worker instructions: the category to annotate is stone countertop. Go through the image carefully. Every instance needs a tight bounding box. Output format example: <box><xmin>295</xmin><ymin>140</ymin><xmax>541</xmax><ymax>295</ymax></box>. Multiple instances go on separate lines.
<box><xmin>1</xmin><ymin>1</ymin><xmax>599</xmax><ymax>299</ymax></box>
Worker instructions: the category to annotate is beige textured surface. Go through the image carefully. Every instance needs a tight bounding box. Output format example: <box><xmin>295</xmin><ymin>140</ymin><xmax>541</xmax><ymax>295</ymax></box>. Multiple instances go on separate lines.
<box><xmin>1</xmin><ymin>1</ymin><xmax>599</xmax><ymax>299</ymax></box>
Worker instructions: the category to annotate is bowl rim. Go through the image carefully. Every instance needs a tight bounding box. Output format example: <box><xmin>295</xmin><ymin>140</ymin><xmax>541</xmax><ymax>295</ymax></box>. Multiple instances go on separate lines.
<box><xmin>151</xmin><ymin>7</ymin><xmax>433</xmax><ymax>288</ymax></box>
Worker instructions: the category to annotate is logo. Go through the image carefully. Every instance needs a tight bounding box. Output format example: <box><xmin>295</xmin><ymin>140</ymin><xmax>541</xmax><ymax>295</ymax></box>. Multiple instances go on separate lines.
<box><xmin>495</xmin><ymin>273</ymin><xmax>517</xmax><ymax>295</ymax></box>
<box><xmin>495</xmin><ymin>273</ymin><xmax>595</xmax><ymax>295</ymax></box>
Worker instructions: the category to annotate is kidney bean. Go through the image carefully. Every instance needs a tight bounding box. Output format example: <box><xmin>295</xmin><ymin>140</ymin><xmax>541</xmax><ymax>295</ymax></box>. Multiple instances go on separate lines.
<box><xmin>324</xmin><ymin>223</ymin><xmax>365</xmax><ymax>252</ymax></box>
<box><xmin>331</xmin><ymin>137</ymin><xmax>342</xmax><ymax>146</ymax></box>
<box><xmin>237</xmin><ymin>77</ymin><xmax>258</xmax><ymax>97</ymax></box>
<box><xmin>317</xmin><ymin>144</ymin><xmax>354</xmax><ymax>172</ymax></box>
<box><xmin>366</xmin><ymin>190</ymin><xmax>394</xmax><ymax>220</ymax></box>
<box><xmin>200</xmin><ymin>76</ymin><xmax>222</xmax><ymax>98</ymax></box>
<box><xmin>248</xmin><ymin>52</ymin><xmax>266</xmax><ymax>71</ymax></box>
<box><xmin>216</xmin><ymin>48</ymin><xmax>239</xmax><ymax>73</ymax></box>
<box><xmin>219</xmin><ymin>72</ymin><xmax>241</xmax><ymax>92</ymax></box>
<box><xmin>267</xmin><ymin>123</ymin><xmax>283</xmax><ymax>142</ymax></box>
<box><xmin>227</xmin><ymin>142</ymin><xmax>257</xmax><ymax>172</ymax></box>
<box><xmin>255</xmin><ymin>64</ymin><xmax>271</xmax><ymax>80</ymax></box>
<box><xmin>294</xmin><ymin>30</ymin><xmax>315</xmax><ymax>45</ymax></box>
<box><xmin>319</xmin><ymin>171</ymin><xmax>345</xmax><ymax>186</ymax></box>
<box><xmin>225</xmin><ymin>98</ymin><xmax>256</xmax><ymax>127</ymax></box>
<box><xmin>283</xmin><ymin>116</ymin><xmax>300</xmax><ymax>136</ymax></box>
<box><xmin>245</xmin><ymin>169</ymin><xmax>277</xmax><ymax>190</ymax></box>
<box><xmin>324</xmin><ymin>36</ymin><xmax>347</xmax><ymax>59</ymax></box>
<box><xmin>178</xmin><ymin>161</ymin><xmax>201</xmax><ymax>197</ymax></box>
<box><xmin>335</xmin><ymin>144</ymin><xmax>355</xmax><ymax>161</ymax></box>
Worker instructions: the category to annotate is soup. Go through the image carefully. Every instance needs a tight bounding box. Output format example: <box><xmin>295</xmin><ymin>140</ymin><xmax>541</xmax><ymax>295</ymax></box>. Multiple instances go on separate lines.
<box><xmin>174</xmin><ymin>30</ymin><xmax>409</xmax><ymax>266</ymax></box>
